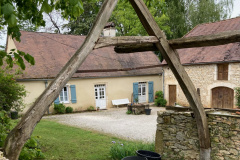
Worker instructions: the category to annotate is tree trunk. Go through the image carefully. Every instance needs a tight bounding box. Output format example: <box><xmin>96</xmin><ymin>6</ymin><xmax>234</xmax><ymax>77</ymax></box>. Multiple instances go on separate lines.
<box><xmin>3</xmin><ymin>0</ymin><xmax>118</xmax><ymax>159</ymax></box>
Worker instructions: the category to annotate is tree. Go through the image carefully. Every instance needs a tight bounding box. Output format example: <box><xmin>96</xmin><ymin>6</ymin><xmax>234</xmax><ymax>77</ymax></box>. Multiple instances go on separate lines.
<box><xmin>0</xmin><ymin>0</ymin><xmax>84</xmax><ymax>69</ymax></box>
<box><xmin>165</xmin><ymin>0</ymin><xmax>233</xmax><ymax>39</ymax></box>
<box><xmin>110</xmin><ymin>0</ymin><xmax>172</xmax><ymax>36</ymax></box>
<box><xmin>63</xmin><ymin>0</ymin><xmax>104</xmax><ymax>35</ymax></box>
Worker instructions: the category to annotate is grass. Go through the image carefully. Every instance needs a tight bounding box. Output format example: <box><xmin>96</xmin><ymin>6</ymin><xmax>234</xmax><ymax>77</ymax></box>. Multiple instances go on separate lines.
<box><xmin>32</xmin><ymin>120</ymin><xmax>153</xmax><ymax>160</ymax></box>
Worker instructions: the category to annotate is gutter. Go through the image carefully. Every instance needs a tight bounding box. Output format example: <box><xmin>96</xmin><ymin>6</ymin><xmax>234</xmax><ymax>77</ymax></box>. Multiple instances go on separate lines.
<box><xmin>162</xmin><ymin>68</ymin><xmax>165</xmax><ymax>99</ymax></box>
<box><xmin>16</xmin><ymin>73</ymin><xmax>163</xmax><ymax>81</ymax></box>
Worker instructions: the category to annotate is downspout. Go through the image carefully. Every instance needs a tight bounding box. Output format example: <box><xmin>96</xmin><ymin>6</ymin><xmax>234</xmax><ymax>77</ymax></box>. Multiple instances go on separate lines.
<box><xmin>44</xmin><ymin>80</ymin><xmax>50</xmax><ymax>114</ymax></box>
<box><xmin>162</xmin><ymin>68</ymin><xmax>165</xmax><ymax>99</ymax></box>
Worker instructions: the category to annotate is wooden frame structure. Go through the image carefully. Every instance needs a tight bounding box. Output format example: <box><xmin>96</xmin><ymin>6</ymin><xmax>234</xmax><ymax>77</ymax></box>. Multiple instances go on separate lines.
<box><xmin>4</xmin><ymin>0</ymin><xmax>240</xmax><ymax>159</ymax></box>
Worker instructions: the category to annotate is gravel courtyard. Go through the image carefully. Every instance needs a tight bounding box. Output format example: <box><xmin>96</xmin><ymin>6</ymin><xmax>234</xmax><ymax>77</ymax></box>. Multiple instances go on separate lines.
<box><xmin>43</xmin><ymin>106</ymin><xmax>166</xmax><ymax>142</ymax></box>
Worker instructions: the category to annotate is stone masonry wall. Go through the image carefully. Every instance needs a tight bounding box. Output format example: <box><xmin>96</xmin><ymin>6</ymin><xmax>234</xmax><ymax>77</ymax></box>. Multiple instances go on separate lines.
<box><xmin>163</xmin><ymin>63</ymin><xmax>240</xmax><ymax>108</ymax></box>
<box><xmin>155</xmin><ymin>111</ymin><xmax>240</xmax><ymax>160</ymax></box>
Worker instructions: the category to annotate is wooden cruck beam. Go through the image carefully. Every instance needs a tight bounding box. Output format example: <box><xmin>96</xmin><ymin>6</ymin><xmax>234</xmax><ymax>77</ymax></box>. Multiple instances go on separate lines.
<box><xmin>128</xmin><ymin>1</ymin><xmax>211</xmax><ymax>159</ymax></box>
<box><xmin>4</xmin><ymin>0</ymin><xmax>211</xmax><ymax>159</ymax></box>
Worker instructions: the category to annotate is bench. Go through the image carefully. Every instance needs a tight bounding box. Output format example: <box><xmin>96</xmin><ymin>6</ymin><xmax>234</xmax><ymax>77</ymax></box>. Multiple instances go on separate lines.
<box><xmin>112</xmin><ymin>98</ymin><xmax>130</xmax><ymax>108</ymax></box>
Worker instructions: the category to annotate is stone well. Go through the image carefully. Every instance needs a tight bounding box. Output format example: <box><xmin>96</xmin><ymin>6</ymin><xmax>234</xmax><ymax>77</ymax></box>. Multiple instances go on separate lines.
<box><xmin>155</xmin><ymin>110</ymin><xmax>240</xmax><ymax>160</ymax></box>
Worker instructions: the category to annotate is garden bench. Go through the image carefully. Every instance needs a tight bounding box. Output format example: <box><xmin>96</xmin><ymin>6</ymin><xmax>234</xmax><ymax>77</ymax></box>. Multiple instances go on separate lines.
<box><xmin>112</xmin><ymin>98</ymin><xmax>130</xmax><ymax>108</ymax></box>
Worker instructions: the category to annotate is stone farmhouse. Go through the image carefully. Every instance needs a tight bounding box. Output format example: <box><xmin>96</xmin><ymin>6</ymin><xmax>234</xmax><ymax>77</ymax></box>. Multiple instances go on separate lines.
<box><xmin>163</xmin><ymin>17</ymin><xmax>240</xmax><ymax>109</ymax></box>
<box><xmin>6</xmin><ymin>29</ymin><xmax>163</xmax><ymax>113</ymax></box>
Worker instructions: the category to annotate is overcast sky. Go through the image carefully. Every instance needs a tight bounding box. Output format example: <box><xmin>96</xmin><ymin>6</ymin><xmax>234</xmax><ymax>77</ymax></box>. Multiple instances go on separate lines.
<box><xmin>1</xmin><ymin>0</ymin><xmax>240</xmax><ymax>46</ymax></box>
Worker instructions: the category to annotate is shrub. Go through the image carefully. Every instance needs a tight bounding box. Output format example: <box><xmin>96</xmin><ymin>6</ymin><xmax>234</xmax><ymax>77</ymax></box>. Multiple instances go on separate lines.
<box><xmin>87</xmin><ymin>106</ymin><xmax>95</xmax><ymax>111</ymax></box>
<box><xmin>126</xmin><ymin>110</ymin><xmax>132</xmax><ymax>114</ymax></box>
<box><xmin>154</xmin><ymin>91</ymin><xmax>167</xmax><ymax>107</ymax></box>
<box><xmin>110</xmin><ymin>141</ymin><xmax>154</xmax><ymax>160</ymax></box>
<box><xmin>0</xmin><ymin>68</ymin><xmax>26</xmax><ymax>112</ymax></box>
<box><xmin>66</xmin><ymin>106</ymin><xmax>73</xmax><ymax>113</ymax></box>
<box><xmin>54</xmin><ymin>103</ymin><xmax>66</xmax><ymax>114</ymax></box>
<box><xmin>0</xmin><ymin>110</ymin><xmax>11</xmax><ymax>147</ymax></box>
<box><xmin>155</xmin><ymin>91</ymin><xmax>164</xmax><ymax>99</ymax></box>
<box><xmin>235</xmin><ymin>87</ymin><xmax>240</xmax><ymax>108</ymax></box>
<box><xmin>19</xmin><ymin>136</ymin><xmax>45</xmax><ymax>160</ymax></box>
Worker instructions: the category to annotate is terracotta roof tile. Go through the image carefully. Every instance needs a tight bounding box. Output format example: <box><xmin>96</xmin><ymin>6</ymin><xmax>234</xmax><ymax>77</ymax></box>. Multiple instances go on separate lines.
<box><xmin>166</xmin><ymin>17</ymin><xmax>240</xmax><ymax>65</ymax></box>
<box><xmin>13</xmin><ymin>31</ymin><xmax>162</xmax><ymax>79</ymax></box>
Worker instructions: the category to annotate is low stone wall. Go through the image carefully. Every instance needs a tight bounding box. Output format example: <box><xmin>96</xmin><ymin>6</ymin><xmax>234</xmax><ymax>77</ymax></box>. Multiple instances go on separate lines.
<box><xmin>155</xmin><ymin>110</ymin><xmax>240</xmax><ymax>160</ymax></box>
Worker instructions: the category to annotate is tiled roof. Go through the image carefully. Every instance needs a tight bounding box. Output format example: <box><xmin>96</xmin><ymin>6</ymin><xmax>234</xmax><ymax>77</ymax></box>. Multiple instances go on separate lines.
<box><xmin>13</xmin><ymin>31</ymin><xmax>162</xmax><ymax>79</ymax></box>
<box><xmin>169</xmin><ymin>17</ymin><xmax>240</xmax><ymax>65</ymax></box>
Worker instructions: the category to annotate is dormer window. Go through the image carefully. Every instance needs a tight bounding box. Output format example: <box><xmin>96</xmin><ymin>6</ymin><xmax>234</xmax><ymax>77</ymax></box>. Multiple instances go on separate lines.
<box><xmin>217</xmin><ymin>63</ymin><xmax>228</xmax><ymax>80</ymax></box>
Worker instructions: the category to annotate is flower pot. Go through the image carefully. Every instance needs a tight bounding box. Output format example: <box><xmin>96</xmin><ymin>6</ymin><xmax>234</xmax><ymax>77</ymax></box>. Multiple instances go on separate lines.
<box><xmin>145</xmin><ymin>109</ymin><xmax>152</xmax><ymax>115</ymax></box>
<box><xmin>136</xmin><ymin>150</ymin><xmax>161</xmax><ymax>160</ymax></box>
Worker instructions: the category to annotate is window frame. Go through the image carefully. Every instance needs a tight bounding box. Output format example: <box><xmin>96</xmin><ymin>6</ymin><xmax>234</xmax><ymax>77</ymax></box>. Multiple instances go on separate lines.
<box><xmin>59</xmin><ymin>86</ymin><xmax>70</xmax><ymax>103</ymax></box>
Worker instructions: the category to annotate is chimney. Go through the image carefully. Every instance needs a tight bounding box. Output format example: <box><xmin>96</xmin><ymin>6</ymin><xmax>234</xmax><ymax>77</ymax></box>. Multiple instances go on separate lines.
<box><xmin>103</xmin><ymin>22</ymin><xmax>116</xmax><ymax>37</ymax></box>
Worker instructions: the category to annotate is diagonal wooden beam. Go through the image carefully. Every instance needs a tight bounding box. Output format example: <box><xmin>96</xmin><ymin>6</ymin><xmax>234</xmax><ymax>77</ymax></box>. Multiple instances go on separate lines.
<box><xmin>3</xmin><ymin>0</ymin><xmax>118</xmax><ymax>159</ymax></box>
<box><xmin>129</xmin><ymin>0</ymin><xmax>211</xmax><ymax>159</ymax></box>
<box><xmin>94</xmin><ymin>36</ymin><xmax>159</xmax><ymax>49</ymax></box>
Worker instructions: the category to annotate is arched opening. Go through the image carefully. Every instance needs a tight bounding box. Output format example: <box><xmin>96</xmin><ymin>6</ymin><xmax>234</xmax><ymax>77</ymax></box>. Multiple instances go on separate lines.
<box><xmin>212</xmin><ymin>87</ymin><xmax>234</xmax><ymax>109</ymax></box>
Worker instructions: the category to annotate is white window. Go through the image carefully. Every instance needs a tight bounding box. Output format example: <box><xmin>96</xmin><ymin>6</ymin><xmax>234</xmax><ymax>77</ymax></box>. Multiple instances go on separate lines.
<box><xmin>138</xmin><ymin>82</ymin><xmax>146</xmax><ymax>96</ymax></box>
<box><xmin>59</xmin><ymin>86</ymin><xmax>69</xmax><ymax>103</ymax></box>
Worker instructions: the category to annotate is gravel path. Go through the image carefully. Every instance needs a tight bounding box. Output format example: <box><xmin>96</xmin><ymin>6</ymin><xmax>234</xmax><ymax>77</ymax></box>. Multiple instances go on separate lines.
<box><xmin>43</xmin><ymin>107</ymin><xmax>166</xmax><ymax>142</ymax></box>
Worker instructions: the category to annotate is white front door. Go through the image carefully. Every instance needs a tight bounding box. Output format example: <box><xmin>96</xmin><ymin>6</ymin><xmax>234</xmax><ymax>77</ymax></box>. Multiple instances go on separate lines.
<box><xmin>95</xmin><ymin>84</ymin><xmax>106</xmax><ymax>109</ymax></box>
<box><xmin>138</xmin><ymin>82</ymin><xmax>146</xmax><ymax>103</ymax></box>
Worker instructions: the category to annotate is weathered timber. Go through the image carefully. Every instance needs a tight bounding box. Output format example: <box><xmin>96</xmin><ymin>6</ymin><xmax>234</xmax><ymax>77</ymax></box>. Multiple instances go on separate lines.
<box><xmin>76</xmin><ymin>64</ymin><xmax>162</xmax><ymax>73</ymax></box>
<box><xmin>115</xmin><ymin>44</ymin><xmax>156</xmax><ymax>53</ymax></box>
<box><xmin>94</xmin><ymin>36</ymin><xmax>158</xmax><ymax>49</ymax></box>
<box><xmin>3</xmin><ymin>0</ymin><xmax>118</xmax><ymax>160</ymax></box>
<box><xmin>129</xmin><ymin>0</ymin><xmax>211</xmax><ymax>160</ymax></box>
<box><xmin>170</xmin><ymin>30</ymin><xmax>240</xmax><ymax>49</ymax></box>
<box><xmin>114</xmin><ymin>30</ymin><xmax>240</xmax><ymax>53</ymax></box>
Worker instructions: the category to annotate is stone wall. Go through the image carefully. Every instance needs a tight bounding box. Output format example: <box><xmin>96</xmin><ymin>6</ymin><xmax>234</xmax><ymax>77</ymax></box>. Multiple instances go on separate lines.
<box><xmin>163</xmin><ymin>63</ymin><xmax>240</xmax><ymax>108</ymax></box>
<box><xmin>155</xmin><ymin>110</ymin><xmax>240</xmax><ymax>160</ymax></box>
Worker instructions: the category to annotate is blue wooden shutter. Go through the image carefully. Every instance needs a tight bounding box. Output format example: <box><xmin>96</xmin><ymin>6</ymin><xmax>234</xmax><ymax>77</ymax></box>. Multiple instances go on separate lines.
<box><xmin>54</xmin><ymin>97</ymin><xmax>60</xmax><ymax>104</ymax></box>
<box><xmin>70</xmin><ymin>85</ymin><xmax>77</xmax><ymax>103</ymax></box>
<box><xmin>148</xmin><ymin>81</ymin><xmax>154</xmax><ymax>102</ymax></box>
<box><xmin>133</xmin><ymin>82</ymin><xmax>138</xmax><ymax>103</ymax></box>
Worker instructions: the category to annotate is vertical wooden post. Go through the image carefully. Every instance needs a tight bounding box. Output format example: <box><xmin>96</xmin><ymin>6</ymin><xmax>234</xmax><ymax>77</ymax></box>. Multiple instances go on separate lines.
<box><xmin>129</xmin><ymin>0</ymin><xmax>211</xmax><ymax>159</ymax></box>
<box><xmin>3</xmin><ymin>0</ymin><xmax>118</xmax><ymax>160</ymax></box>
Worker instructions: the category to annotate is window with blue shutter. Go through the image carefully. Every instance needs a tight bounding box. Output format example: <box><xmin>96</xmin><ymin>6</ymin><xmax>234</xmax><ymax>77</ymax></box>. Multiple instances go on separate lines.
<box><xmin>133</xmin><ymin>82</ymin><xmax>139</xmax><ymax>103</ymax></box>
<box><xmin>148</xmin><ymin>81</ymin><xmax>154</xmax><ymax>102</ymax></box>
<box><xmin>70</xmin><ymin>85</ymin><xmax>77</xmax><ymax>103</ymax></box>
<box><xmin>54</xmin><ymin>97</ymin><xmax>60</xmax><ymax>104</ymax></box>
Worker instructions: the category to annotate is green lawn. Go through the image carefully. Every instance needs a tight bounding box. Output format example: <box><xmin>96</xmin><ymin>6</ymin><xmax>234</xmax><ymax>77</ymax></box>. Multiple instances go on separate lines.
<box><xmin>32</xmin><ymin>120</ymin><xmax>147</xmax><ymax>160</ymax></box>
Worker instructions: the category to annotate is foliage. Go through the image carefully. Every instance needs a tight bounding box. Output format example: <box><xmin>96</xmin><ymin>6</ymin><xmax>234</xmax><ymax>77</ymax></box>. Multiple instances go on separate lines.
<box><xmin>110</xmin><ymin>0</ymin><xmax>172</xmax><ymax>37</ymax></box>
<box><xmin>63</xmin><ymin>0</ymin><xmax>104</xmax><ymax>35</ymax></box>
<box><xmin>109</xmin><ymin>141</ymin><xmax>155</xmax><ymax>160</ymax></box>
<box><xmin>0</xmin><ymin>68</ymin><xmax>26</xmax><ymax>112</ymax></box>
<box><xmin>0</xmin><ymin>110</ymin><xmax>11</xmax><ymax>147</ymax></box>
<box><xmin>87</xmin><ymin>106</ymin><xmax>95</xmax><ymax>111</ymax></box>
<box><xmin>65</xmin><ymin>106</ymin><xmax>73</xmax><ymax>113</ymax></box>
<box><xmin>126</xmin><ymin>110</ymin><xmax>132</xmax><ymax>114</ymax></box>
<box><xmin>155</xmin><ymin>98</ymin><xmax>167</xmax><ymax>107</ymax></box>
<box><xmin>165</xmin><ymin>0</ymin><xmax>233</xmax><ymax>39</ymax></box>
<box><xmin>154</xmin><ymin>91</ymin><xmax>167</xmax><ymax>107</ymax></box>
<box><xmin>53</xmin><ymin>103</ymin><xmax>66</xmax><ymax>114</ymax></box>
<box><xmin>0</xmin><ymin>0</ymin><xmax>84</xmax><ymax>69</ymax></box>
<box><xmin>234</xmin><ymin>87</ymin><xmax>240</xmax><ymax>108</ymax></box>
<box><xmin>19</xmin><ymin>136</ymin><xmax>45</xmax><ymax>160</ymax></box>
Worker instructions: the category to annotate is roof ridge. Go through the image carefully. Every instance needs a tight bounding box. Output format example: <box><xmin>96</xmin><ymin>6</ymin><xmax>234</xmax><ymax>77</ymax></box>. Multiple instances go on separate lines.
<box><xmin>20</xmin><ymin>30</ymin><xmax>87</xmax><ymax>38</ymax></box>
